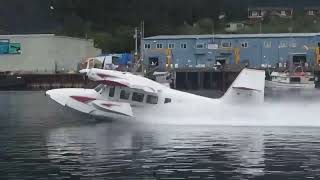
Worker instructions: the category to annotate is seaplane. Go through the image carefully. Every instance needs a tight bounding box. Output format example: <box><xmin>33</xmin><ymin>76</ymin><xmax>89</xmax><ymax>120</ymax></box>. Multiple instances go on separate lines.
<box><xmin>46</xmin><ymin>68</ymin><xmax>265</xmax><ymax>122</ymax></box>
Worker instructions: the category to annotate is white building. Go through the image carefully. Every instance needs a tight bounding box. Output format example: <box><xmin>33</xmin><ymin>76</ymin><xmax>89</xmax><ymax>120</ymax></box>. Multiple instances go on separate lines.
<box><xmin>0</xmin><ymin>34</ymin><xmax>101</xmax><ymax>73</ymax></box>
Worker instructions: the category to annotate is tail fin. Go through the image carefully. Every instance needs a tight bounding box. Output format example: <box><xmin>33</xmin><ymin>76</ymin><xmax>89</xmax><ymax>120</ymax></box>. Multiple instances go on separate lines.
<box><xmin>222</xmin><ymin>68</ymin><xmax>265</xmax><ymax>104</ymax></box>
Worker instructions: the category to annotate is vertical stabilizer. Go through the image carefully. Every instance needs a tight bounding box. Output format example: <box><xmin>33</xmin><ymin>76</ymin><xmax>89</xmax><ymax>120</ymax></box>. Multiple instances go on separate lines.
<box><xmin>222</xmin><ymin>69</ymin><xmax>265</xmax><ymax>104</ymax></box>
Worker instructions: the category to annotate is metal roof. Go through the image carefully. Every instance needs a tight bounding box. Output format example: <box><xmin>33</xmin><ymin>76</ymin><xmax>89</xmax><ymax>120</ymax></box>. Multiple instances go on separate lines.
<box><xmin>144</xmin><ymin>33</ymin><xmax>320</xmax><ymax>40</ymax></box>
<box><xmin>248</xmin><ymin>7</ymin><xmax>293</xmax><ymax>10</ymax></box>
<box><xmin>0</xmin><ymin>34</ymin><xmax>55</xmax><ymax>38</ymax></box>
<box><xmin>0</xmin><ymin>34</ymin><xmax>94</xmax><ymax>42</ymax></box>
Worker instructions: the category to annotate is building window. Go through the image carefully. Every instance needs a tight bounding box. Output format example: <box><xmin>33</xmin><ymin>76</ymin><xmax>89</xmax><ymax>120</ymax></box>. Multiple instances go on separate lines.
<box><xmin>144</xmin><ymin>43</ymin><xmax>151</xmax><ymax>49</ymax></box>
<box><xmin>168</xmin><ymin>43</ymin><xmax>175</xmax><ymax>49</ymax></box>
<box><xmin>252</xmin><ymin>11</ymin><xmax>258</xmax><ymax>17</ymax></box>
<box><xmin>308</xmin><ymin>10</ymin><xmax>315</xmax><ymax>16</ymax></box>
<box><xmin>180</xmin><ymin>43</ymin><xmax>187</xmax><ymax>49</ymax></box>
<box><xmin>279</xmin><ymin>41</ymin><xmax>288</xmax><ymax>48</ymax></box>
<box><xmin>132</xmin><ymin>92</ymin><xmax>144</xmax><ymax>102</ymax></box>
<box><xmin>241</xmin><ymin>42</ymin><xmax>248</xmax><ymax>48</ymax></box>
<box><xmin>156</xmin><ymin>43</ymin><xmax>163</xmax><ymax>49</ymax></box>
<box><xmin>264</xmin><ymin>41</ymin><xmax>272</xmax><ymax>48</ymax></box>
<box><xmin>146</xmin><ymin>95</ymin><xmax>158</xmax><ymax>104</ymax></box>
<box><xmin>120</xmin><ymin>90</ymin><xmax>130</xmax><ymax>100</ymax></box>
<box><xmin>196</xmin><ymin>43</ymin><xmax>205</xmax><ymax>49</ymax></box>
<box><xmin>289</xmin><ymin>41</ymin><xmax>297</xmax><ymax>48</ymax></box>
<box><xmin>221</xmin><ymin>41</ymin><xmax>232</xmax><ymax>48</ymax></box>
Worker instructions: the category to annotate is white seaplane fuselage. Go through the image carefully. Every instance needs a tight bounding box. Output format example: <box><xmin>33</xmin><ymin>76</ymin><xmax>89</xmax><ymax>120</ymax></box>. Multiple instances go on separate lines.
<box><xmin>46</xmin><ymin>68</ymin><xmax>265</xmax><ymax>122</ymax></box>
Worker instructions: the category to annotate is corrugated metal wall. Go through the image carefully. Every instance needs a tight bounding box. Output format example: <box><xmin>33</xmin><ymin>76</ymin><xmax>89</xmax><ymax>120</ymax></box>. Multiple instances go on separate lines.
<box><xmin>0</xmin><ymin>34</ymin><xmax>101</xmax><ymax>73</ymax></box>
<box><xmin>144</xmin><ymin>34</ymin><xmax>320</xmax><ymax>69</ymax></box>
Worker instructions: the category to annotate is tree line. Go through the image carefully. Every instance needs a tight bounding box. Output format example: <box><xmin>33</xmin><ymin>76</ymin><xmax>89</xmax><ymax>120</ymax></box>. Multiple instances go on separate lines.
<box><xmin>1</xmin><ymin>0</ymin><xmax>320</xmax><ymax>53</ymax></box>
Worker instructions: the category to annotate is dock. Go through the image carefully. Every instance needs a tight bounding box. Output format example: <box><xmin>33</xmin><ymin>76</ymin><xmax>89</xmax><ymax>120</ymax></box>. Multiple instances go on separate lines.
<box><xmin>1</xmin><ymin>64</ymin><xmax>320</xmax><ymax>91</ymax></box>
<box><xmin>0</xmin><ymin>73</ymin><xmax>97</xmax><ymax>90</ymax></box>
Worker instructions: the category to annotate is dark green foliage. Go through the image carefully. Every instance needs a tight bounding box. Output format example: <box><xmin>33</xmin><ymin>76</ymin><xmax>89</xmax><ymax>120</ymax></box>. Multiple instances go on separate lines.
<box><xmin>52</xmin><ymin>0</ymin><xmax>224</xmax><ymax>52</ymax></box>
<box><xmin>2</xmin><ymin>0</ymin><xmax>320</xmax><ymax>52</ymax></box>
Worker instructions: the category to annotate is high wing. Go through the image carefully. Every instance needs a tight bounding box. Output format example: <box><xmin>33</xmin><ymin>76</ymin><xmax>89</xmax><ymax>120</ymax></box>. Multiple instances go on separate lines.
<box><xmin>82</xmin><ymin>68</ymin><xmax>167</xmax><ymax>93</ymax></box>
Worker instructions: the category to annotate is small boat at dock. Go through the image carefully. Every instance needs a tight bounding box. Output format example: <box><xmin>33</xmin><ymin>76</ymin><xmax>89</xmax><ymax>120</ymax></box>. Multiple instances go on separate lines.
<box><xmin>265</xmin><ymin>66</ymin><xmax>316</xmax><ymax>90</ymax></box>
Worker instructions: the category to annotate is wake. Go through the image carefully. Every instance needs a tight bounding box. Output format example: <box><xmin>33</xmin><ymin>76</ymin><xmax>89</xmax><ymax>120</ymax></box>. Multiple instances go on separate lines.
<box><xmin>136</xmin><ymin>99</ymin><xmax>320</xmax><ymax>127</ymax></box>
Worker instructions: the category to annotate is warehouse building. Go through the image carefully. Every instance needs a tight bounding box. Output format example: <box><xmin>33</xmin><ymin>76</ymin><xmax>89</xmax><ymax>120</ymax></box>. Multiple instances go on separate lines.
<box><xmin>0</xmin><ymin>34</ymin><xmax>101</xmax><ymax>73</ymax></box>
<box><xmin>143</xmin><ymin>33</ymin><xmax>320</xmax><ymax>71</ymax></box>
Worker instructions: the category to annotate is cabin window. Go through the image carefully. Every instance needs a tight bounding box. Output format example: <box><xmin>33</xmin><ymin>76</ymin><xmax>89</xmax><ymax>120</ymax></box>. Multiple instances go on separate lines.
<box><xmin>164</xmin><ymin>98</ymin><xmax>172</xmax><ymax>104</ymax></box>
<box><xmin>146</xmin><ymin>95</ymin><xmax>158</xmax><ymax>104</ymax></box>
<box><xmin>120</xmin><ymin>90</ymin><xmax>130</xmax><ymax>100</ymax></box>
<box><xmin>132</xmin><ymin>92</ymin><xmax>144</xmax><ymax>102</ymax></box>
<box><xmin>109</xmin><ymin>87</ymin><xmax>115</xmax><ymax>97</ymax></box>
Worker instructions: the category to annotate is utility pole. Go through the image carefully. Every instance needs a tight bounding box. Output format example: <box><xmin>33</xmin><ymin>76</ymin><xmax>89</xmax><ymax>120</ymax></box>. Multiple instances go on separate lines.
<box><xmin>259</xmin><ymin>18</ymin><xmax>263</xmax><ymax>34</ymax></box>
<box><xmin>140</xmin><ymin>21</ymin><xmax>145</xmax><ymax>73</ymax></box>
<box><xmin>211</xmin><ymin>20</ymin><xmax>215</xmax><ymax>43</ymax></box>
<box><xmin>259</xmin><ymin>20</ymin><xmax>262</xmax><ymax>34</ymax></box>
<box><xmin>134</xmin><ymin>27</ymin><xmax>138</xmax><ymax>56</ymax></box>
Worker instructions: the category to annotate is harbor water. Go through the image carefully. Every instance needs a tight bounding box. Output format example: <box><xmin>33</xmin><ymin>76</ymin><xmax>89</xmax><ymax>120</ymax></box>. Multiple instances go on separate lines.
<box><xmin>1</xmin><ymin>91</ymin><xmax>320</xmax><ymax>179</ymax></box>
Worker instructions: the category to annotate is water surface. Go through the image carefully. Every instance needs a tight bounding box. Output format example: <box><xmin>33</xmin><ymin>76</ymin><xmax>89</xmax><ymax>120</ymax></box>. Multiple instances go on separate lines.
<box><xmin>1</xmin><ymin>91</ymin><xmax>320</xmax><ymax>179</ymax></box>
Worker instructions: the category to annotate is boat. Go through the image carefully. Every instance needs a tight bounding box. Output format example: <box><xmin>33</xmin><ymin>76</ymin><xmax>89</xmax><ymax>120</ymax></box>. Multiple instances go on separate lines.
<box><xmin>150</xmin><ymin>71</ymin><xmax>173</xmax><ymax>88</ymax></box>
<box><xmin>265</xmin><ymin>66</ymin><xmax>316</xmax><ymax>90</ymax></box>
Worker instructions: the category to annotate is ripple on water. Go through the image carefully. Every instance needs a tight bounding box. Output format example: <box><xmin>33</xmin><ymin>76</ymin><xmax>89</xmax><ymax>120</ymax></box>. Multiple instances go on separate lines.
<box><xmin>1</xmin><ymin>92</ymin><xmax>320</xmax><ymax>179</ymax></box>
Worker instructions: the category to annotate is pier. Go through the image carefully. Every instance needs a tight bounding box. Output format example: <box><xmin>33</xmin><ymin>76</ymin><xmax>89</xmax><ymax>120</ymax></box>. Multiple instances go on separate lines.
<box><xmin>173</xmin><ymin>66</ymin><xmax>242</xmax><ymax>91</ymax></box>
<box><xmin>0</xmin><ymin>73</ymin><xmax>97</xmax><ymax>90</ymax></box>
<box><xmin>1</xmin><ymin>64</ymin><xmax>320</xmax><ymax>91</ymax></box>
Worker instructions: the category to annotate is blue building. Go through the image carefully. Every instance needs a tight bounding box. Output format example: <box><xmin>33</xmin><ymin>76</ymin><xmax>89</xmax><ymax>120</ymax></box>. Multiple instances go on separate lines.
<box><xmin>143</xmin><ymin>33</ymin><xmax>320</xmax><ymax>70</ymax></box>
